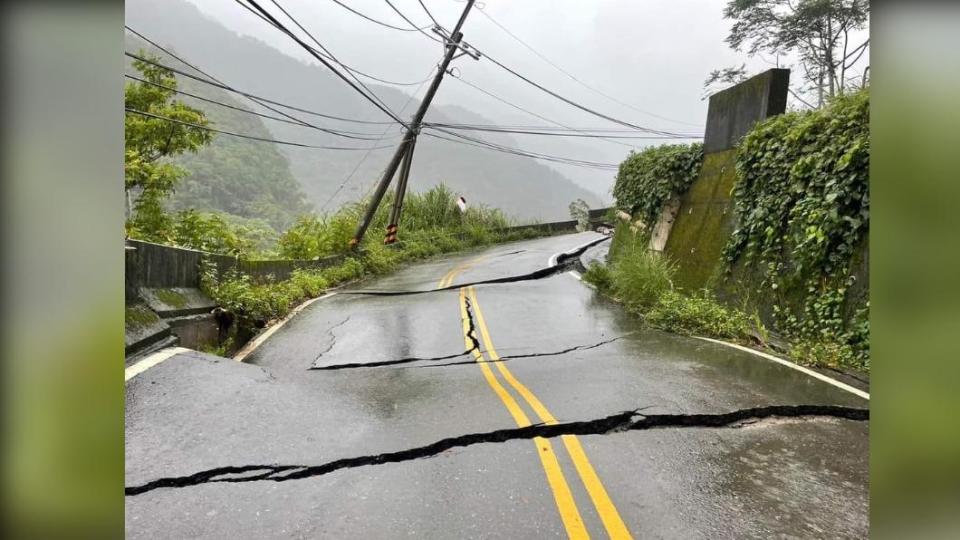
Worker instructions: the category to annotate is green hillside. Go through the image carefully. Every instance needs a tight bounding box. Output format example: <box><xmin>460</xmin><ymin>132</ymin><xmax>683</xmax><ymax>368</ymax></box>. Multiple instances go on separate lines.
<box><xmin>126</xmin><ymin>34</ymin><xmax>312</xmax><ymax>231</ymax></box>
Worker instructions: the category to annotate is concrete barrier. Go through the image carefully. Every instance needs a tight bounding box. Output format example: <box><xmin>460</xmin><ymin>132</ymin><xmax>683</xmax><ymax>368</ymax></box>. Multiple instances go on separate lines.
<box><xmin>499</xmin><ymin>208</ymin><xmax>612</xmax><ymax>236</ymax></box>
<box><xmin>125</xmin><ymin>239</ymin><xmax>347</xmax><ymax>290</ymax></box>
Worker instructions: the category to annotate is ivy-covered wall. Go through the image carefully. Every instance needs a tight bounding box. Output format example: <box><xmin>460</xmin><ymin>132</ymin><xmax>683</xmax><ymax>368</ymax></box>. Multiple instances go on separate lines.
<box><xmin>720</xmin><ymin>90</ymin><xmax>870</xmax><ymax>366</ymax></box>
<box><xmin>612</xmin><ymin>143</ymin><xmax>703</xmax><ymax>228</ymax></box>
<box><xmin>610</xmin><ymin>69</ymin><xmax>869</xmax><ymax>369</ymax></box>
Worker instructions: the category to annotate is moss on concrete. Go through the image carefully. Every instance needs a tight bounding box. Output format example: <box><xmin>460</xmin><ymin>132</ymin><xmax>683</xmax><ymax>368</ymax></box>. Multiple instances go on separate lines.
<box><xmin>125</xmin><ymin>305</ymin><xmax>160</xmax><ymax>330</ymax></box>
<box><xmin>663</xmin><ymin>149</ymin><xmax>739</xmax><ymax>290</ymax></box>
<box><xmin>153</xmin><ymin>288</ymin><xmax>189</xmax><ymax>309</ymax></box>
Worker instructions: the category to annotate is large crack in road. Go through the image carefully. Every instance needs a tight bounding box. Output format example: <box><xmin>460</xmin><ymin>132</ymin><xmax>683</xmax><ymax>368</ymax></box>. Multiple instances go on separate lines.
<box><xmin>310</xmin><ymin>337</ymin><xmax>625</xmax><ymax>371</ymax></box>
<box><xmin>125</xmin><ymin>404</ymin><xmax>868</xmax><ymax>496</ymax></box>
<box><xmin>342</xmin><ymin>236</ymin><xmax>610</xmax><ymax>297</ymax></box>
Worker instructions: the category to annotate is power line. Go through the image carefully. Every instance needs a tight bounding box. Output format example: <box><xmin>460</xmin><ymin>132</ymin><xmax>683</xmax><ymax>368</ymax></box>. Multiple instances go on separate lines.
<box><xmin>417</xmin><ymin>122</ymin><xmax>689</xmax><ymax>133</ymax></box>
<box><xmin>341</xmin><ymin>64</ymin><xmax>436</xmax><ymax>87</ymax></box>
<box><xmin>124</xmin><ymin>74</ymin><xmax>400</xmax><ymax>139</ymax></box>
<box><xmin>423</xmin><ymin>127</ymin><xmax>620</xmax><ymax>170</ymax></box>
<box><xmin>259</xmin><ymin>0</ymin><xmax>400</xmax><ymax>115</ymax></box>
<box><xmin>475</xmin><ymin>7</ymin><xmax>702</xmax><ymax>128</ymax></box>
<box><xmin>474</xmin><ymin>48</ymin><xmax>691</xmax><ymax>137</ymax></box>
<box><xmin>125</xmin><ymin>108</ymin><xmax>394</xmax><ymax>150</ymax></box>
<box><xmin>321</xmin><ymin>67</ymin><xmax>438</xmax><ymax>212</ymax></box>
<box><xmin>390</xmin><ymin>5</ymin><xmax>696</xmax><ymax>136</ymax></box>
<box><xmin>126</xmin><ymin>25</ymin><xmax>355</xmax><ymax>135</ymax></box>
<box><xmin>449</xmin><ymin>74</ymin><xmax>639</xmax><ymax>149</ymax></box>
<box><xmin>239</xmin><ymin>0</ymin><xmax>407</xmax><ymax>124</ymax></box>
<box><xmin>230</xmin><ymin>0</ymin><xmax>433</xmax><ymax>89</ymax></box>
<box><xmin>328</xmin><ymin>0</ymin><xmax>429</xmax><ymax>32</ymax></box>
<box><xmin>383</xmin><ymin>0</ymin><xmax>446</xmax><ymax>44</ymax></box>
<box><xmin>126</xmin><ymin>25</ymin><xmax>398</xmax><ymax>140</ymax></box>
<box><xmin>417</xmin><ymin>0</ymin><xmax>440</xmax><ymax>27</ymax></box>
<box><xmin>424</xmin><ymin>131</ymin><xmax>619</xmax><ymax>170</ymax></box>
<box><xmin>423</xmin><ymin>122</ymin><xmax>700</xmax><ymax>140</ymax></box>
<box><xmin>124</xmin><ymin>51</ymin><xmax>397</xmax><ymax>127</ymax></box>
<box><xmin>125</xmin><ymin>26</ymin><xmax>403</xmax><ymax>140</ymax></box>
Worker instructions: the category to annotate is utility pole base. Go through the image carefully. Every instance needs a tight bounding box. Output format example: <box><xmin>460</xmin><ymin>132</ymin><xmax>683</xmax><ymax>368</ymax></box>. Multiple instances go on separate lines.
<box><xmin>384</xmin><ymin>224</ymin><xmax>399</xmax><ymax>245</ymax></box>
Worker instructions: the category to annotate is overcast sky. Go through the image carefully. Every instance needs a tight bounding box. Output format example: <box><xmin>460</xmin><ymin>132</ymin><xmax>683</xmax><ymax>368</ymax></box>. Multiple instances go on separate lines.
<box><xmin>179</xmin><ymin>0</ymin><xmax>867</xmax><ymax>194</ymax></box>
<box><xmin>183</xmin><ymin>1</ymin><xmax>758</xmax><ymax>126</ymax></box>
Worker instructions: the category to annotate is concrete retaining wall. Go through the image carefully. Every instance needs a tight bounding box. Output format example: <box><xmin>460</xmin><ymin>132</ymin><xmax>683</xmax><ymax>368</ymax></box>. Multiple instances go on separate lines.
<box><xmin>125</xmin><ymin>239</ymin><xmax>347</xmax><ymax>292</ymax></box>
<box><xmin>656</xmin><ymin>69</ymin><xmax>867</xmax><ymax>329</ymax></box>
<box><xmin>664</xmin><ymin>69</ymin><xmax>790</xmax><ymax>290</ymax></box>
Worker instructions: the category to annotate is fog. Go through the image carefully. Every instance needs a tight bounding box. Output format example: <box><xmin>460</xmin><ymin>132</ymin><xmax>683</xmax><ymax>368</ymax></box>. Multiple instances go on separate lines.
<box><xmin>176</xmin><ymin>0</ymin><xmax>770</xmax><ymax>196</ymax></box>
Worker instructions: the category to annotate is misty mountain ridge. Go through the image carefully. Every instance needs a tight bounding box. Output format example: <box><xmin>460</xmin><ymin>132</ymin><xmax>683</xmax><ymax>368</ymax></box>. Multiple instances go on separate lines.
<box><xmin>125</xmin><ymin>0</ymin><xmax>609</xmax><ymax>225</ymax></box>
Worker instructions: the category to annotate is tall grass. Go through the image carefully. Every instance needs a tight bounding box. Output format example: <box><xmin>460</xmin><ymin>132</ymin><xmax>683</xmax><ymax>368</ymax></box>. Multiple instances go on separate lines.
<box><xmin>278</xmin><ymin>184</ymin><xmax>511</xmax><ymax>260</ymax></box>
<box><xmin>606</xmin><ymin>229</ymin><xmax>675</xmax><ymax>310</ymax></box>
<box><xmin>583</xmin><ymin>226</ymin><xmax>749</xmax><ymax>340</ymax></box>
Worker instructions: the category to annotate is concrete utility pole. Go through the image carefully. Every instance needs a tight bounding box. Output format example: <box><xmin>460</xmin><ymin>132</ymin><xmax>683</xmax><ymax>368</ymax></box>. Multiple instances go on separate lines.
<box><xmin>350</xmin><ymin>0</ymin><xmax>478</xmax><ymax>247</ymax></box>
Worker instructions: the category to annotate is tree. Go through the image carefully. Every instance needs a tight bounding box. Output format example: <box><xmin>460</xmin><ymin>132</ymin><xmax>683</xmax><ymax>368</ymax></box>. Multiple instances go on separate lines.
<box><xmin>703</xmin><ymin>64</ymin><xmax>749</xmax><ymax>99</ymax></box>
<box><xmin>710</xmin><ymin>0</ymin><xmax>869</xmax><ymax>108</ymax></box>
<box><xmin>569</xmin><ymin>199</ymin><xmax>591</xmax><ymax>232</ymax></box>
<box><xmin>125</xmin><ymin>52</ymin><xmax>212</xmax><ymax>239</ymax></box>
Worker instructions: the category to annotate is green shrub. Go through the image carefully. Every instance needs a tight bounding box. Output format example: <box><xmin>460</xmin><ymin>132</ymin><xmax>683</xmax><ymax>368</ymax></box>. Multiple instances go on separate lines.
<box><xmin>277</xmin><ymin>184</ymin><xmax>512</xmax><ymax>260</ymax></box>
<box><xmin>612</xmin><ymin>142</ymin><xmax>703</xmax><ymax>227</ymax></box>
<box><xmin>202</xmin><ymin>259</ymin><xmax>353</xmax><ymax>331</ymax></box>
<box><xmin>289</xmin><ymin>269</ymin><xmax>329</xmax><ymax>298</ymax></box>
<box><xmin>724</xmin><ymin>89</ymin><xmax>870</xmax><ymax>369</ymax></box>
<box><xmin>130</xmin><ymin>208</ymin><xmax>278</xmax><ymax>258</ymax></box>
<box><xmin>589</xmin><ymin>226</ymin><xmax>751</xmax><ymax>342</ymax></box>
<box><xmin>361</xmin><ymin>244</ymin><xmax>403</xmax><ymax>275</ymax></box>
<box><xmin>321</xmin><ymin>257</ymin><xmax>364</xmax><ymax>284</ymax></box>
<box><xmin>647</xmin><ymin>290</ymin><xmax>750</xmax><ymax>339</ymax></box>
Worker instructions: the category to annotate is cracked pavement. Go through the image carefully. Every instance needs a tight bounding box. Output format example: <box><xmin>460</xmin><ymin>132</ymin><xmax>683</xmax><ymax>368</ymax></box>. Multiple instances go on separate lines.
<box><xmin>125</xmin><ymin>232</ymin><xmax>869</xmax><ymax>539</ymax></box>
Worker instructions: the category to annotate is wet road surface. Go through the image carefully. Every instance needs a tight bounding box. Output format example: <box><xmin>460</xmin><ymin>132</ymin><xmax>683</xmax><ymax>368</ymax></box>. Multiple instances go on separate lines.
<box><xmin>125</xmin><ymin>232</ymin><xmax>869</xmax><ymax>539</ymax></box>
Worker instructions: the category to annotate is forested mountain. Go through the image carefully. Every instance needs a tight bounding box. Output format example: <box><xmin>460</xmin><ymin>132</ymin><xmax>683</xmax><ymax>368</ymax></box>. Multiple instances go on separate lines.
<box><xmin>125</xmin><ymin>0</ymin><xmax>606</xmax><ymax>223</ymax></box>
<box><xmin>126</xmin><ymin>34</ymin><xmax>311</xmax><ymax>231</ymax></box>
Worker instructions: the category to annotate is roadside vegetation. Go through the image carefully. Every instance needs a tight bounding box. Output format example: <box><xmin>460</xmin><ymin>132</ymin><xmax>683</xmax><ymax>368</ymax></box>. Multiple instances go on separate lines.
<box><xmin>200</xmin><ymin>184</ymin><xmax>544</xmax><ymax>341</ymax></box>
<box><xmin>125</xmin><ymin>52</ymin><xmax>549</xmax><ymax>349</ymax></box>
<box><xmin>587</xmin><ymin>90</ymin><xmax>869</xmax><ymax>372</ymax></box>
<box><xmin>582</xmin><ymin>228</ymin><xmax>750</xmax><ymax>342</ymax></box>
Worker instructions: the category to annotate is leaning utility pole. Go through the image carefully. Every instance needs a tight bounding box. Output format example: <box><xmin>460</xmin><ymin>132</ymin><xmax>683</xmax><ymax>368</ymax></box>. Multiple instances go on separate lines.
<box><xmin>350</xmin><ymin>0</ymin><xmax>478</xmax><ymax>248</ymax></box>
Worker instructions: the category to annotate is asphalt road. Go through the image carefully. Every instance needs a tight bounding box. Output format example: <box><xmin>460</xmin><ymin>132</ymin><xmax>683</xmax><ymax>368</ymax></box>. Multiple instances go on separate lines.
<box><xmin>125</xmin><ymin>232</ymin><xmax>869</xmax><ymax>539</ymax></box>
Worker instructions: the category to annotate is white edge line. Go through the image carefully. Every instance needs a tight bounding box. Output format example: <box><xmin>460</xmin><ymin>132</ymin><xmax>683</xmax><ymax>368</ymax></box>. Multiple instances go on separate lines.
<box><xmin>233</xmin><ymin>292</ymin><xmax>338</xmax><ymax>362</ymax></box>
<box><xmin>567</xmin><ymin>270</ymin><xmax>599</xmax><ymax>289</ymax></box>
<box><xmin>695</xmin><ymin>336</ymin><xmax>870</xmax><ymax>400</ymax></box>
<box><xmin>559</xmin><ymin>235</ymin><xmax>868</xmax><ymax>401</ymax></box>
<box><xmin>125</xmin><ymin>346</ymin><xmax>191</xmax><ymax>382</ymax></box>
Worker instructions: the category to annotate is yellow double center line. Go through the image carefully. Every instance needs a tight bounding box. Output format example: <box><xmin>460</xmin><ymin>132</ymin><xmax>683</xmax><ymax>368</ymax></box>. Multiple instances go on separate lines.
<box><xmin>437</xmin><ymin>254</ymin><xmax>488</xmax><ymax>289</ymax></box>
<box><xmin>455</xmin><ymin>284</ymin><xmax>633</xmax><ymax>539</ymax></box>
